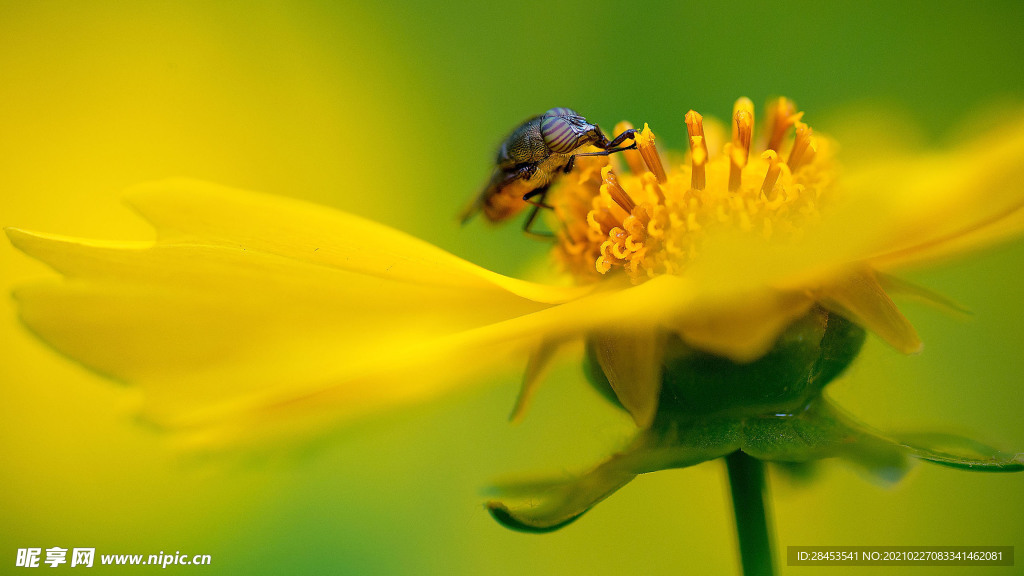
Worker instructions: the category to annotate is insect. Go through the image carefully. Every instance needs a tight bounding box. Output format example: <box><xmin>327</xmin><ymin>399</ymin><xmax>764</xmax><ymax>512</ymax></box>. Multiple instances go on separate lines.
<box><xmin>460</xmin><ymin>107</ymin><xmax>637</xmax><ymax>234</ymax></box>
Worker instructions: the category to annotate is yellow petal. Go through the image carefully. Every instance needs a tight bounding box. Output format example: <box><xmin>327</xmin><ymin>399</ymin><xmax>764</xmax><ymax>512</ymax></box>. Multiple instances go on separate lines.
<box><xmin>876</xmin><ymin>273</ymin><xmax>970</xmax><ymax>316</ymax></box>
<box><xmin>125</xmin><ymin>179</ymin><xmax>588</xmax><ymax>304</ymax></box>
<box><xmin>829</xmin><ymin>112</ymin><xmax>1024</xmax><ymax>271</ymax></box>
<box><xmin>817</xmin><ymin>268</ymin><xmax>922</xmax><ymax>354</ymax></box>
<box><xmin>6</xmin><ymin>181</ymin><xmax>723</xmax><ymax>450</ymax></box>
<box><xmin>10</xmin><ymin>226</ymin><xmax>540</xmax><ymax>385</ymax></box>
<box><xmin>591</xmin><ymin>329</ymin><xmax>665</xmax><ymax>428</ymax></box>
<box><xmin>172</xmin><ymin>277</ymin><xmax>705</xmax><ymax>450</ymax></box>
<box><xmin>665</xmin><ymin>288</ymin><xmax>815</xmax><ymax>363</ymax></box>
<box><xmin>508</xmin><ymin>336</ymin><xmax>566</xmax><ymax>424</ymax></box>
<box><xmin>677</xmin><ymin>113</ymin><xmax>1024</xmax><ymax>298</ymax></box>
<box><xmin>9</xmin><ymin>177</ymin><xmax>603</xmax><ymax>449</ymax></box>
<box><xmin>8</xmin><ymin>196</ymin><xmax>706</xmax><ymax>450</ymax></box>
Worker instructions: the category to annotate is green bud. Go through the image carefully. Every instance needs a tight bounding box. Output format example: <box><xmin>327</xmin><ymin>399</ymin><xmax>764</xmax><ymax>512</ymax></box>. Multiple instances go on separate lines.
<box><xmin>656</xmin><ymin>308</ymin><xmax>865</xmax><ymax>421</ymax></box>
<box><xmin>585</xmin><ymin>308</ymin><xmax>866</xmax><ymax>424</ymax></box>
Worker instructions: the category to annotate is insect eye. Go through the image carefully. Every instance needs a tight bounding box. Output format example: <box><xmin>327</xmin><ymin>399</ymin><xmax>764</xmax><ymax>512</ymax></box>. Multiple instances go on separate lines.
<box><xmin>540</xmin><ymin>116</ymin><xmax>580</xmax><ymax>153</ymax></box>
<box><xmin>543</xmin><ymin>107</ymin><xmax>576</xmax><ymax>118</ymax></box>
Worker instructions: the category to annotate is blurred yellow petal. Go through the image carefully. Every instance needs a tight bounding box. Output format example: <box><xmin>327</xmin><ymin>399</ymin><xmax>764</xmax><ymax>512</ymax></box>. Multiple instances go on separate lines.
<box><xmin>9</xmin><ymin>228</ymin><xmax>534</xmax><ymax>392</ymax></box>
<box><xmin>817</xmin><ymin>268</ymin><xmax>922</xmax><ymax>354</ymax></box>
<box><xmin>591</xmin><ymin>329</ymin><xmax>665</xmax><ymax>427</ymax></box>
<box><xmin>6</xmin><ymin>181</ymin><xmax>707</xmax><ymax>447</ymax></box>
<box><xmin>6</xmin><ymin>180</ymin><xmax>600</xmax><ymax>448</ymax></box>
<box><xmin>818</xmin><ymin>112</ymin><xmax>1024</xmax><ymax>271</ymax></box>
<box><xmin>875</xmin><ymin>273</ymin><xmax>970</xmax><ymax>315</ymax></box>
<box><xmin>508</xmin><ymin>336</ymin><xmax>565</xmax><ymax>423</ymax></box>
<box><xmin>126</xmin><ymin>179</ymin><xmax>587</xmax><ymax>304</ymax></box>
<box><xmin>667</xmin><ymin>289</ymin><xmax>815</xmax><ymax>363</ymax></box>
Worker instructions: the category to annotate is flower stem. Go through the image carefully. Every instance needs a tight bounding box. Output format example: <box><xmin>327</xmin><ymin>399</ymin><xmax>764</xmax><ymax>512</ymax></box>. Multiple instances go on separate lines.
<box><xmin>725</xmin><ymin>451</ymin><xmax>775</xmax><ymax>576</ymax></box>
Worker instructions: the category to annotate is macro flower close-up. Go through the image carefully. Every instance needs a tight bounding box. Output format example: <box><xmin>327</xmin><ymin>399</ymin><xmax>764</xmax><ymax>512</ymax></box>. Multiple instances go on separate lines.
<box><xmin>8</xmin><ymin>96</ymin><xmax>1024</xmax><ymax>570</ymax></box>
<box><xmin>3</xmin><ymin>2</ymin><xmax>1024</xmax><ymax>575</ymax></box>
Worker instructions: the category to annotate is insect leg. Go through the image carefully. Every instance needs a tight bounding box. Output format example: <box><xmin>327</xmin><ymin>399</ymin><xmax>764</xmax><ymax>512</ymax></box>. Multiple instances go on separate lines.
<box><xmin>592</xmin><ymin>126</ymin><xmax>638</xmax><ymax>149</ymax></box>
<box><xmin>602</xmin><ymin>128</ymin><xmax>638</xmax><ymax>149</ymax></box>
<box><xmin>563</xmin><ymin>140</ymin><xmax>638</xmax><ymax>175</ymax></box>
<box><xmin>562</xmin><ymin>128</ymin><xmax>639</xmax><ymax>177</ymax></box>
<box><xmin>573</xmin><ymin>144</ymin><xmax>637</xmax><ymax>158</ymax></box>
<box><xmin>522</xmin><ymin>186</ymin><xmax>553</xmax><ymax>210</ymax></box>
<box><xmin>565</xmin><ymin>143</ymin><xmax>638</xmax><ymax>174</ymax></box>
<box><xmin>521</xmin><ymin>186</ymin><xmax>555</xmax><ymax>238</ymax></box>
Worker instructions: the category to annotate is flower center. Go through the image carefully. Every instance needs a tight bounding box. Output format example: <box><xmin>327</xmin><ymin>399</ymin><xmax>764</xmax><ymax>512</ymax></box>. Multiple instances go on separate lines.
<box><xmin>553</xmin><ymin>97</ymin><xmax>837</xmax><ymax>284</ymax></box>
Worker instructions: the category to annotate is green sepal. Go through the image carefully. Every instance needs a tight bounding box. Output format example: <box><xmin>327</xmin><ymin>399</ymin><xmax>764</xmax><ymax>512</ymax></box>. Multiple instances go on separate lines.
<box><xmin>491</xmin><ymin>309</ymin><xmax>1024</xmax><ymax>532</ymax></box>
<box><xmin>654</xmin><ymin>309</ymin><xmax>866</xmax><ymax>420</ymax></box>
<box><xmin>487</xmin><ymin>397</ymin><xmax>1023</xmax><ymax>532</ymax></box>
<box><xmin>582</xmin><ymin>341</ymin><xmax>624</xmax><ymax>411</ymax></box>
<box><xmin>892</xmin><ymin>432</ymin><xmax>1024</xmax><ymax>472</ymax></box>
<box><xmin>486</xmin><ymin>430</ymin><xmax>737</xmax><ymax>533</ymax></box>
<box><xmin>739</xmin><ymin>398</ymin><xmax>910</xmax><ymax>484</ymax></box>
<box><xmin>485</xmin><ymin>470</ymin><xmax>635</xmax><ymax>533</ymax></box>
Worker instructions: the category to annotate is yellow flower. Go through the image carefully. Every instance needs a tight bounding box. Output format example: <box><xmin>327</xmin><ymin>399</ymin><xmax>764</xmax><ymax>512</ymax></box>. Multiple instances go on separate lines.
<box><xmin>542</xmin><ymin>97</ymin><xmax>1024</xmax><ymax>426</ymax></box>
<box><xmin>6</xmin><ymin>98</ymin><xmax>1024</xmax><ymax>451</ymax></box>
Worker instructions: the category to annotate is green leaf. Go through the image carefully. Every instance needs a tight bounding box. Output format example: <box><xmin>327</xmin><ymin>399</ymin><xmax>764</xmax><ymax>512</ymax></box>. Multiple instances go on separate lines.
<box><xmin>487</xmin><ymin>396</ymin><xmax>1023</xmax><ymax>532</ymax></box>
<box><xmin>486</xmin><ymin>430</ymin><xmax>736</xmax><ymax>533</ymax></box>
<box><xmin>740</xmin><ymin>398</ymin><xmax>910</xmax><ymax>483</ymax></box>
<box><xmin>485</xmin><ymin>458</ymin><xmax>637</xmax><ymax>533</ymax></box>
<box><xmin>893</xmin><ymin>432</ymin><xmax>1024</xmax><ymax>472</ymax></box>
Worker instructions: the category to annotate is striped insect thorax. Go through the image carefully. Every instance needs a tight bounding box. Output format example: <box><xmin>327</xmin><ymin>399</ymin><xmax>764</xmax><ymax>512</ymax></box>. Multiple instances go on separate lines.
<box><xmin>540</xmin><ymin>108</ymin><xmax>596</xmax><ymax>154</ymax></box>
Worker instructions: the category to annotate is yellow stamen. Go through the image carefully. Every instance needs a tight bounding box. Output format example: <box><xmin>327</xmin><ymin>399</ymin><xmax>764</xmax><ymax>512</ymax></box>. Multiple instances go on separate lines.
<box><xmin>614</xmin><ymin>120</ymin><xmax>647</xmax><ymax>176</ymax></box>
<box><xmin>728</xmin><ymin>98</ymin><xmax>755</xmax><ymax>192</ymax></box>
<box><xmin>760</xmin><ymin>150</ymin><xmax>782</xmax><ymax>199</ymax></box>
<box><xmin>552</xmin><ymin>97</ymin><xmax>831</xmax><ymax>286</ymax></box>
<box><xmin>589</xmin><ymin>202</ymin><xmax>621</xmax><ymax>235</ymax></box>
<box><xmin>635</xmin><ymin>124</ymin><xmax>668</xmax><ymax>184</ymax></box>
<box><xmin>601</xmin><ymin>166</ymin><xmax>636</xmax><ymax>214</ymax></box>
<box><xmin>788</xmin><ymin>121</ymin><xmax>816</xmax><ymax>172</ymax></box>
<box><xmin>765</xmin><ymin>97</ymin><xmax>800</xmax><ymax>152</ymax></box>
<box><xmin>685</xmin><ymin>110</ymin><xmax>707</xmax><ymax>190</ymax></box>
<box><xmin>641</xmin><ymin>171</ymin><xmax>666</xmax><ymax>204</ymax></box>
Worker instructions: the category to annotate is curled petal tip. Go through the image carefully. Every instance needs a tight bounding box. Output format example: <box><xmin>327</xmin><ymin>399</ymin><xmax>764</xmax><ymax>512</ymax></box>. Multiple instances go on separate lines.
<box><xmin>485</xmin><ymin>502</ymin><xmax>583</xmax><ymax>534</ymax></box>
<box><xmin>5</xmin><ymin>226</ymin><xmax>32</xmax><ymax>245</ymax></box>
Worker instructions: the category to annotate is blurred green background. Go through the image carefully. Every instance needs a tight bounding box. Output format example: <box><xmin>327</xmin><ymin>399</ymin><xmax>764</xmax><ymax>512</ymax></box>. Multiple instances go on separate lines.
<box><xmin>2</xmin><ymin>1</ymin><xmax>1022</xmax><ymax>574</ymax></box>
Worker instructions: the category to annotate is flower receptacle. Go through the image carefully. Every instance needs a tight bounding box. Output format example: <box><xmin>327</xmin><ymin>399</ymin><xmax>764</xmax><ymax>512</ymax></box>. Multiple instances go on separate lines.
<box><xmin>585</xmin><ymin>308</ymin><xmax>867</xmax><ymax>426</ymax></box>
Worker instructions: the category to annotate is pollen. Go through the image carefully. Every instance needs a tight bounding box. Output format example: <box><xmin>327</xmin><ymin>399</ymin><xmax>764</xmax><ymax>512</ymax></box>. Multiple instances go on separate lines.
<box><xmin>553</xmin><ymin>97</ymin><xmax>836</xmax><ymax>284</ymax></box>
